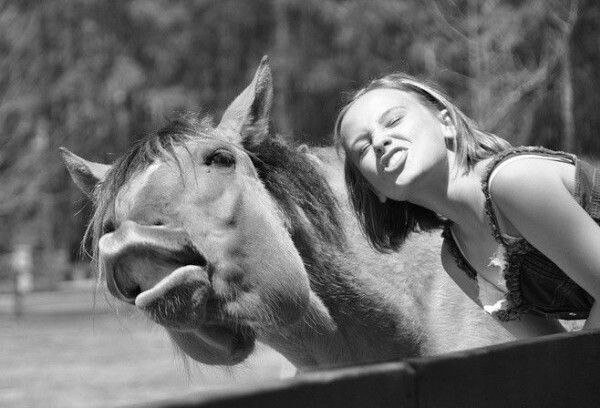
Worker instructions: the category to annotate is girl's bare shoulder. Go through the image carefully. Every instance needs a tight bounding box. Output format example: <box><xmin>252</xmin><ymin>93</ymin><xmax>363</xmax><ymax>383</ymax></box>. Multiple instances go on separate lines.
<box><xmin>488</xmin><ymin>156</ymin><xmax>575</xmax><ymax>202</ymax></box>
<box><xmin>485</xmin><ymin>155</ymin><xmax>578</xmax><ymax>240</ymax></box>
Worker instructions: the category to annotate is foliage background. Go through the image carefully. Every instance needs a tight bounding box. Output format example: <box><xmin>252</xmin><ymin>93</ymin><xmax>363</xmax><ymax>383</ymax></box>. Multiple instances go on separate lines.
<box><xmin>0</xmin><ymin>0</ymin><xmax>598</xmax><ymax>262</ymax></box>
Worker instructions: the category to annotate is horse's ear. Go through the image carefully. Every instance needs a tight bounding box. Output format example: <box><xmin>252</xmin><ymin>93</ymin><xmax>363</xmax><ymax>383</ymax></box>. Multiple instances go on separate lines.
<box><xmin>59</xmin><ymin>147</ymin><xmax>111</xmax><ymax>200</ymax></box>
<box><xmin>217</xmin><ymin>55</ymin><xmax>273</xmax><ymax>145</ymax></box>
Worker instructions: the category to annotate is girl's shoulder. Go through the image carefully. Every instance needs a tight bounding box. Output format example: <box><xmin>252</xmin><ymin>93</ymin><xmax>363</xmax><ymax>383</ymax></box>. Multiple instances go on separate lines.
<box><xmin>484</xmin><ymin>146</ymin><xmax>576</xmax><ymax>190</ymax></box>
<box><xmin>481</xmin><ymin>146</ymin><xmax>579</xmax><ymax>241</ymax></box>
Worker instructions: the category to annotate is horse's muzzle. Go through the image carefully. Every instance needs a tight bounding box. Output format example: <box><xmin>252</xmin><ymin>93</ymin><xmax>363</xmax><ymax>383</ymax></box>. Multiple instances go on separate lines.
<box><xmin>98</xmin><ymin>221</ymin><xmax>207</xmax><ymax>304</ymax></box>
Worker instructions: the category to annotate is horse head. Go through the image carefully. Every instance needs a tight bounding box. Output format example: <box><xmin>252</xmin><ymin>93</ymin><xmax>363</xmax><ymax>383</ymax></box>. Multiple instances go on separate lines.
<box><xmin>61</xmin><ymin>57</ymin><xmax>336</xmax><ymax>366</ymax></box>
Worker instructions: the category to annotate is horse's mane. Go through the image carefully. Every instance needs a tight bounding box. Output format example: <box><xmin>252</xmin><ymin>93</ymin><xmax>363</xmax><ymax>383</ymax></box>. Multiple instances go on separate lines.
<box><xmin>246</xmin><ymin>135</ymin><xmax>347</xmax><ymax>252</ymax></box>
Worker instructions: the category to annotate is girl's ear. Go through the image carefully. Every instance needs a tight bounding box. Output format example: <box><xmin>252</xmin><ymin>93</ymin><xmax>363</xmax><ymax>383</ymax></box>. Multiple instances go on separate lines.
<box><xmin>438</xmin><ymin>109</ymin><xmax>457</xmax><ymax>150</ymax></box>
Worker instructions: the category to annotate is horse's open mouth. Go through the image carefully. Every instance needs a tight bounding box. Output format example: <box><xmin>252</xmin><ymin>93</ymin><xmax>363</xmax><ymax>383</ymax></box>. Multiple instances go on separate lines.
<box><xmin>138</xmin><ymin>270</ymin><xmax>257</xmax><ymax>365</ymax></box>
<box><xmin>107</xmin><ymin>243</ymin><xmax>208</xmax><ymax>305</ymax></box>
<box><xmin>109</xmin><ymin>248</ymin><xmax>257</xmax><ymax>364</ymax></box>
<box><xmin>134</xmin><ymin>265</ymin><xmax>209</xmax><ymax>309</ymax></box>
<box><xmin>133</xmin><ymin>264</ymin><xmax>217</xmax><ymax>330</ymax></box>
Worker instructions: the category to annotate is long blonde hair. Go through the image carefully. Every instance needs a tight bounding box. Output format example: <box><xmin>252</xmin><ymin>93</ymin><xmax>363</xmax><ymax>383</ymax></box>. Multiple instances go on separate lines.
<box><xmin>333</xmin><ymin>73</ymin><xmax>511</xmax><ymax>251</ymax></box>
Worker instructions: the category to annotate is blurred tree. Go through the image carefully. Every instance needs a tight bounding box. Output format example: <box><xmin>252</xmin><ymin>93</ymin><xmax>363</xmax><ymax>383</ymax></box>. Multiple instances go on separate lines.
<box><xmin>272</xmin><ymin>0</ymin><xmax>293</xmax><ymax>138</ymax></box>
<box><xmin>571</xmin><ymin>0</ymin><xmax>600</xmax><ymax>154</ymax></box>
<box><xmin>0</xmin><ymin>0</ymin><xmax>598</xmax><ymax>276</ymax></box>
<box><xmin>549</xmin><ymin>0</ymin><xmax>579</xmax><ymax>152</ymax></box>
<box><xmin>427</xmin><ymin>0</ymin><xmax>569</xmax><ymax>146</ymax></box>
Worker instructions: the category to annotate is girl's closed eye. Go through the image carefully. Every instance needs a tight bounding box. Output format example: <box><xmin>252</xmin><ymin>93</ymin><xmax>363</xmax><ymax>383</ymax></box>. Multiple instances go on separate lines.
<box><xmin>350</xmin><ymin>135</ymin><xmax>371</xmax><ymax>159</ymax></box>
<box><xmin>385</xmin><ymin>115</ymin><xmax>403</xmax><ymax>127</ymax></box>
<box><xmin>381</xmin><ymin>107</ymin><xmax>405</xmax><ymax>127</ymax></box>
<box><xmin>353</xmin><ymin>144</ymin><xmax>369</xmax><ymax>160</ymax></box>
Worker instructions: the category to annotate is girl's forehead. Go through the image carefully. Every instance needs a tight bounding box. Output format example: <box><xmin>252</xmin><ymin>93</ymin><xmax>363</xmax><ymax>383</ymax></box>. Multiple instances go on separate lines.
<box><xmin>340</xmin><ymin>89</ymin><xmax>417</xmax><ymax>134</ymax></box>
<box><xmin>352</xmin><ymin>88</ymin><xmax>420</xmax><ymax>114</ymax></box>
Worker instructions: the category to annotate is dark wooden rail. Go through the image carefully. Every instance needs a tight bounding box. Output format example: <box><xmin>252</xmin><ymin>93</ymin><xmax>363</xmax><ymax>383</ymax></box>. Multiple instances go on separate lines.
<box><xmin>141</xmin><ymin>329</ymin><xmax>600</xmax><ymax>408</ymax></box>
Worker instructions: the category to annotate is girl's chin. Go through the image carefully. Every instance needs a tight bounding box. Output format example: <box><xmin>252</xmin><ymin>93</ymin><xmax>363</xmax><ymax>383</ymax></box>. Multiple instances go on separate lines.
<box><xmin>384</xmin><ymin>184</ymin><xmax>409</xmax><ymax>202</ymax></box>
<box><xmin>389</xmin><ymin>173</ymin><xmax>414</xmax><ymax>201</ymax></box>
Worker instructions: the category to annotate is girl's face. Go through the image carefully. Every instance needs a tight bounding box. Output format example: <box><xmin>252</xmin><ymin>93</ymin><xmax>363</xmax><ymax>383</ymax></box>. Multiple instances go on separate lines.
<box><xmin>340</xmin><ymin>88</ymin><xmax>451</xmax><ymax>202</ymax></box>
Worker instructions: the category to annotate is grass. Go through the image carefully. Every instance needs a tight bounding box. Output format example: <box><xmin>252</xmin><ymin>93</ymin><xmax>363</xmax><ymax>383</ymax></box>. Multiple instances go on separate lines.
<box><xmin>0</xmin><ymin>283</ymin><xmax>292</xmax><ymax>408</ymax></box>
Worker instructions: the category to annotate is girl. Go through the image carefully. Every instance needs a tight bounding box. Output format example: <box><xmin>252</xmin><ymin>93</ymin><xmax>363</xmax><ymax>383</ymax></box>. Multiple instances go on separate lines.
<box><xmin>334</xmin><ymin>73</ymin><xmax>600</xmax><ymax>338</ymax></box>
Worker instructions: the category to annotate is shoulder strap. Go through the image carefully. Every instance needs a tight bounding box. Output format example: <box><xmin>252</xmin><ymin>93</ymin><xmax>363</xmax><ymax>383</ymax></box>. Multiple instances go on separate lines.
<box><xmin>441</xmin><ymin>222</ymin><xmax>478</xmax><ymax>279</ymax></box>
<box><xmin>481</xmin><ymin>146</ymin><xmax>577</xmax><ymax>245</ymax></box>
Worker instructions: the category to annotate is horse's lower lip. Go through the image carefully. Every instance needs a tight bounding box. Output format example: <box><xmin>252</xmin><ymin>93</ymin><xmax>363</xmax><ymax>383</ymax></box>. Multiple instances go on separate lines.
<box><xmin>171</xmin><ymin>324</ymin><xmax>256</xmax><ymax>365</ymax></box>
<box><xmin>135</xmin><ymin>265</ymin><xmax>209</xmax><ymax>308</ymax></box>
<box><xmin>196</xmin><ymin>324</ymin><xmax>256</xmax><ymax>361</ymax></box>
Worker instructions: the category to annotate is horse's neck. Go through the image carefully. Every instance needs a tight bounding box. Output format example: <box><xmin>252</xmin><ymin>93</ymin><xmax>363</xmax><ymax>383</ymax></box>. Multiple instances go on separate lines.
<box><xmin>261</xmin><ymin>252</ymin><xmax>424</xmax><ymax>370</ymax></box>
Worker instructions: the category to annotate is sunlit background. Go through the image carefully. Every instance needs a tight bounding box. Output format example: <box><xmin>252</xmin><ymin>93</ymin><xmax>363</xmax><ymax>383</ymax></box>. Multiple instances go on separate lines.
<box><xmin>1</xmin><ymin>0</ymin><xmax>598</xmax><ymax>406</ymax></box>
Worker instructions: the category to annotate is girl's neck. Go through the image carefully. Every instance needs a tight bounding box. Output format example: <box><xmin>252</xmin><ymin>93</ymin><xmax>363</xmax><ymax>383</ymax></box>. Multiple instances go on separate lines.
<box><xmin>409</xmin><ymin>155</ymin><xmax>491</xmax><ymax>236</ymax></box>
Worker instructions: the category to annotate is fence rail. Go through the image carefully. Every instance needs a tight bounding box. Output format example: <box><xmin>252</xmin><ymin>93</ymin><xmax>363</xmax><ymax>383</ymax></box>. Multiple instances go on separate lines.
<box><xmin>142</xmin><ymin>329</ymin><xmax>600</xmax><ymax>408</ymax></box>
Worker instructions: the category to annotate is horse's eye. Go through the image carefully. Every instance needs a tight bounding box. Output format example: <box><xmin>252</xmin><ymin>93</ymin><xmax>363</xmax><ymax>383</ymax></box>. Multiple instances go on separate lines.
<box><xmin>205</xmin><ymin>149</ymin><xmax>235</xmax><ymax>167</ymax></box>
<box><xmin>102</xmin><ymin>220</ymin><xmax>116</xmax><ymax>235</ymax></box>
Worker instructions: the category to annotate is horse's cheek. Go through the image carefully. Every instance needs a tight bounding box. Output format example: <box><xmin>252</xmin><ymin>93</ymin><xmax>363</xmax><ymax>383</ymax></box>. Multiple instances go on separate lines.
<box><xmin>189</xmin><ymin>180</ymin><xmax>311</xmax><ymax>326</ymax></box>
<box><xmin>239</xmin><ymin>220</ymin><xmax>310</xmax><ymax>326</ymax></box>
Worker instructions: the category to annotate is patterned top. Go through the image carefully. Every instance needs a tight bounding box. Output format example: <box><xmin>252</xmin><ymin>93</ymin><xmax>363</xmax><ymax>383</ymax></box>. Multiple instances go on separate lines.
<box><xmin>442</xmin><ymin>146</ymin><xmax>599</xmax><ymax>321</ymax></box>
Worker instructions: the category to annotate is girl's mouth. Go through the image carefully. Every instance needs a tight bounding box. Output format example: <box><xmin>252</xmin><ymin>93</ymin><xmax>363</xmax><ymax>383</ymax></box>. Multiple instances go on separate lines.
<box><xmin>381</xmin><ymin>149</ymin><xmax>407</xmax><ymax>173</ymax></box>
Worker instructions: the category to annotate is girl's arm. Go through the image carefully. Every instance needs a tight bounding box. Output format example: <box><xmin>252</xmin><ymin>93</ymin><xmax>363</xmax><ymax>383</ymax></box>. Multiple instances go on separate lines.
<box><xmin>490</xmin><ymin>158</ymin><xmax>600</xmax><ymax>330</ymax></box>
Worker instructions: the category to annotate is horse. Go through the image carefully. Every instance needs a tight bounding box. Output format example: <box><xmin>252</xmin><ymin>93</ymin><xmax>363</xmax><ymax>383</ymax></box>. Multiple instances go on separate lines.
<box><xmin>61</xmin><ymin>57</ymin><xmax>513</xmax><ymax>372</ymax></box>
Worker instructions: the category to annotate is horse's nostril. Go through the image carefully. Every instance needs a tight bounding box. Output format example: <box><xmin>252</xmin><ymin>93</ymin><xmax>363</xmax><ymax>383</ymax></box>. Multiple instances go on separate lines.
<box><xmin>120</xmin><ymin>283</ymin><xmax>142</xmax><ymax>304</ymax></box>
<box><xmin>102</xmin><ymin>220</ymin><xmax>116</xmax><ymax>235</ymax></box>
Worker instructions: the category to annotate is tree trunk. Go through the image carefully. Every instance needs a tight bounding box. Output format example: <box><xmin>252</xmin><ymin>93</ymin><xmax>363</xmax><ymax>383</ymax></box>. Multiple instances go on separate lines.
<box><xmin>466</xmin><ymin>0</ymin><xmax>490</xmax><ymax>124</ymax></box>
<box><xmin>558</xmin><ymin>1</ymin><xmax>578</xmax><ymax>152</ymax></box>
<box><xmin>560</xmin><ymin>45</ymin><xmax>575</xmax><ymax>152</ymax></box>
<box><xmin>272</xmin><ymin>0</ymin><xmax>293</xmax><ymax>140</ymax></box>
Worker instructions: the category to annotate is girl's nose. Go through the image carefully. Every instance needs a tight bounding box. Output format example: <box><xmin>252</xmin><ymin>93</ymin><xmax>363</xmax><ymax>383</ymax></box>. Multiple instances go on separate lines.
<box><xmin>372</xmin><ymin>132</ymin><xmax>392</xmax><ymax>155</ymax></box>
